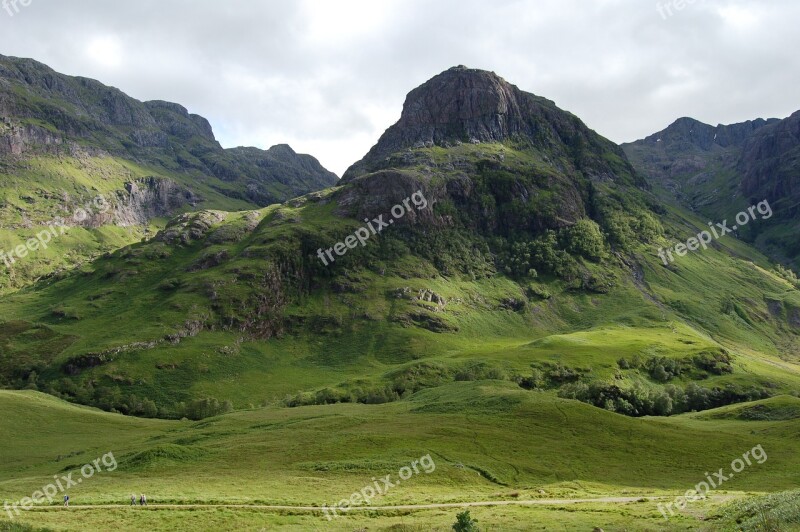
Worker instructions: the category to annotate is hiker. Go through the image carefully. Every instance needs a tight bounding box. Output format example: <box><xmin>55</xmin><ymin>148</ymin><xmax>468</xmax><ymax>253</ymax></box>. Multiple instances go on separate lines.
<box><xmin>140</xmin><ymin>493</ymin><xmax>147</xmax><ymax>506</ymax></box>
<box><xmin>63</xmin><ymin>494</ymin><xmax>69</xmax><ymax>507</ymax></box>
<box><xmin>130</xmin><ymin>493</ymin><xmax>136</xmax><ymax>506</ymax></box>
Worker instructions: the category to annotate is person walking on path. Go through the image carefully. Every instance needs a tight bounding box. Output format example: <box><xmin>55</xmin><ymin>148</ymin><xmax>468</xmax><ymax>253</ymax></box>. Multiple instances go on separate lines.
<box><xmin>63</xmin><ymin>494</ymin><xmax>69</xmax><ymax>507</ymax></box>
<box><xmin>140</xmin><ymin>493</ymin><xmax>147</xmax><ymax>506</ymax></box>
<box><xmin>130</xmin><ymin>493</ymin><xmax>136</xmax><ymax>506</ymax></box>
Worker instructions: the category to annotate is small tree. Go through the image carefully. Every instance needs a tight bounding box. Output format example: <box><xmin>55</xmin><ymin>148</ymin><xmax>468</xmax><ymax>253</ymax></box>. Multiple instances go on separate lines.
<box><xmin>453</xmin><ymin>510</ymin><xmax>479</xmax><ymax>532</ymax></box>
<box><xmin>141</xmin><ymin>399</ymin><xmax>159</xmax><ymax>418</ymax></box>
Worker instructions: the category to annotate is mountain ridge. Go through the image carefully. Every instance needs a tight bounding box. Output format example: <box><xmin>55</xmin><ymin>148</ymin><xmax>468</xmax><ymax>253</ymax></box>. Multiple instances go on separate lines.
<box><xmin>0</xmin><ymin>54</ymin><xmax>338</xmax><ymax>204</ymax></box>
<box><xmin>623</xmin><ymin>111</ymin><xmax>800</xmax><ymax>269</ymax></box>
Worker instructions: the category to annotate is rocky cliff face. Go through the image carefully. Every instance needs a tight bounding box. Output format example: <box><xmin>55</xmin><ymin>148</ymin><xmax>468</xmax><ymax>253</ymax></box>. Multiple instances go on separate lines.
<box><xmin>621</xmin><ymin>117</ymin><xmax>778</xmax><ymax>197</ymax></box>
<box><xmin>740</xmin><ymin>111</ymin><xmax>800</xmax><ymax>215</ymax></box>
<box><xmin>357</xmin><ymin>66</ymin><xmax>545</xmax><ymax>152</ymax></box>
<box><xmin>0</xmin><ymin>120</ymin><xmax>65</xmax><ymax>156</ymax></box>
<box><xmin>114</xmin><ymin>178</ymin><xmax>197</xmax><ymax>226</ymax></box>
<box><xmin>343</xmin><ymin>66</ymin><xmax>638</xmax><ymax>186</ymax></box>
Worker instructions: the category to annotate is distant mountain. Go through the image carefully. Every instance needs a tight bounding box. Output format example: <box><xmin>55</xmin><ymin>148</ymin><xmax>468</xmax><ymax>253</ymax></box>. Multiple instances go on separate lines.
<box><xmin>0</xmin><ymin>54</ymin><xmax>337</xmax><ymax>290</ymax></box>
<box><xmin>622</xmin><ymin>113</ymin><xmax>800</xmax><ymax>269</ymax></box>
<box><xmin>0</xmin><ymin>55</ymin><xmax>338</xmax><ymax>206</ymax></box>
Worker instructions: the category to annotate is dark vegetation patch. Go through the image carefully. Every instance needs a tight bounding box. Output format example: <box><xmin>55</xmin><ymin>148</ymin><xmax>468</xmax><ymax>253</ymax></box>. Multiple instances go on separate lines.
<box><xmin>515</xmin><ymin>355</ymin><xmax>772</xmax><ymax>417</ymax></box>
<box><xmin>283</xmin><ymin>361</ymin><xmax>509</xmax><ymax>407</ymax></box>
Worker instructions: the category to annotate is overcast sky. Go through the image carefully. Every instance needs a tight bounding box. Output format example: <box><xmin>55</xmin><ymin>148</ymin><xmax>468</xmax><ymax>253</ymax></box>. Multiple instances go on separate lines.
<box><xmin>1</xmin><ymin>0</ymin><xmax>798</xmax><ymax>176</ymax></box>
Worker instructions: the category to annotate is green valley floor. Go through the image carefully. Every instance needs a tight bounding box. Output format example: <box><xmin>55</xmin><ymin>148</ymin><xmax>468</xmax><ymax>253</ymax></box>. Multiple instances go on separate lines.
<box><xmin>2</xmin><ymin>387</ymin><xmax>800</xmax><ymax>531</ymax></box>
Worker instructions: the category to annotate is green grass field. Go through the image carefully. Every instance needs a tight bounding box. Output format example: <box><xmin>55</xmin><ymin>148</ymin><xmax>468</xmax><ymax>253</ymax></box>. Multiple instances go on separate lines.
<box><xmin>2</xmin><ymin>387</ymin><xmax>800</xmax><ymax>530</ymax></box>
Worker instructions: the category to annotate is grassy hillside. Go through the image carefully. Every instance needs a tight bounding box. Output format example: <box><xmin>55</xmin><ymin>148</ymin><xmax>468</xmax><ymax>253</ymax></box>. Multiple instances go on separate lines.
<box><xmin>0</xmin><ymin>153</ymin><xmax>258</xmax><ymax>293</ymax></box>
<box><xmin>0</xmin><ymin>147</ymin><xmax>798</xmax><ymax>421</ymax></box>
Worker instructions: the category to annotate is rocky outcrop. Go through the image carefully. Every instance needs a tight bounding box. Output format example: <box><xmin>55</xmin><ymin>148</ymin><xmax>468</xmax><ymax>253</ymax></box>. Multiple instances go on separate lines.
<box><xmin>114</xmin><ymin>177</ymin><xmax>197</xmax><ymax>226</ymax></box>
<box><xmin>0</xmin><ymin>120</ymin><xmax>64</xmax><ymax>156</ymax></box>
<box><xmin>144</xmin><ymin>100</ymin><xmax>218</xmax><ymax>144</ymax></box>
<box><xmin>43</xmin><ymin>177</ymin><xmax>195</xmax><ymax>229</ymax></box>
<box><xmin>333</xmin><ymin>169</ymin><xmax>440</xmax><ymax>225</ymax></box>
<box><xmin>343</xmin><ymin>66</ymin><xmax>637</xmax><ymax>185</ymax></box>
<box><xmin>156</xmin><ymin>210</ymin><xmax>228</xmax><ymax>245</ymax></box>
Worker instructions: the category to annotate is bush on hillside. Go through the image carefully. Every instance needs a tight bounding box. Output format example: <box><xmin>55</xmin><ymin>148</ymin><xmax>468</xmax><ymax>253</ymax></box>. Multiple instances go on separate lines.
<box><xmin>560</xmin><ymin>219</ymin><xmax>606</xmax><ymax>261</ymax></box>
<box><xmin>184</xmin><ymin>397</ymin><xmax>233</xmax><ymax>420</ymax></box>
<box><xmin>617</xmin><ymin>351</ymin><xmax>733</xmax><ymax>381</ymax></box>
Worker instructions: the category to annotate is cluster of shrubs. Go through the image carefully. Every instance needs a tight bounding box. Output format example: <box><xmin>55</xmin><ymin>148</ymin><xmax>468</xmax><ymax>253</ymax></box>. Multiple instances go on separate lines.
<box><xmin>774</xmin><ymin>264</ymin><xmax>800</xmax><ymax>287</ymax></box>
<box><xmin>516</xmin><ymin>354</ymin><xmax>771</xmax><ymax>417</ymax></box>
<box><xmin>284</xmin><ymin>386</ymin><xmax>401</xmax><ymax>407</ymax></box>
<box><xmin>617</xmin><ymin>351</ymin><xmax>734</xmax><ymax>381</ymax></box>
<box><xmin>283</xmin><ymin>361</ymin><xmax>509</xmax><ymax>408</ymax></box>
<box><xmin>557</xmin><ymin>381</ymin><xmax>771</xmax><ymax>417</ymax></box>
<box><xmin>516</xmin><ymin>362</ymin><xmax>591</xmax><ymax>390</ymax></box>
<box><xmin>40</xmin><ymin>378</ymin><xmax>232</xmax><ymax>420</ymax></box>
<box><xmin>600</xmin><ymin>207</ymin><xmax>663</xmax><ymax>252</ymax></box>
<box><xmin>180</xmin><ymin>397</ymin><xmax>234</xmax><ymax>420</ymax></box>
<box><xmin>499</xmin><ymin>219</ymin><xmax>606</xmax><ymax>280</ymax></box>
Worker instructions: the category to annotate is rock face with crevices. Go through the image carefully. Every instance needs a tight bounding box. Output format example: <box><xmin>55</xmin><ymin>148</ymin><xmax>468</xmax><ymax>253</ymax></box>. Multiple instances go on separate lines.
<box><xmin>342</xmin><ymin>66</ymin><xmax>637</xmax><ymax>184</ymax></box>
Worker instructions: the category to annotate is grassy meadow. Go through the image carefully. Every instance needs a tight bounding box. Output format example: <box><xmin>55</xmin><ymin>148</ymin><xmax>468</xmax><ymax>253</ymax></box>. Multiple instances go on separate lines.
<box><xmin>2</xmin><ymin>386</ymin><xmax>800</xmax><ymax>530</ymax></box>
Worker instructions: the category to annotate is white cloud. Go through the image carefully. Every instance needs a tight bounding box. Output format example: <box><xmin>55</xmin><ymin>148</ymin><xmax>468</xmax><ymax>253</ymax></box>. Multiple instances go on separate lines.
<box><xmin>85</xmin><ymin>36</ymin><xmax>123</xmax><ymax>69</ymax></box>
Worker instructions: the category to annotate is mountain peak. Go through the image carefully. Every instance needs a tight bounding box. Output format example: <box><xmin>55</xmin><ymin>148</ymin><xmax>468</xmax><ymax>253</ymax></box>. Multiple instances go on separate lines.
<box><xmin>343</xmin><ymin>66</ymin><xmax>560</xmax><ymax>179</ymax></box>
<box><xmin>267</xmin><ymin>143</ymin><xmax>297</xmax><ymax>156</ymax></box>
